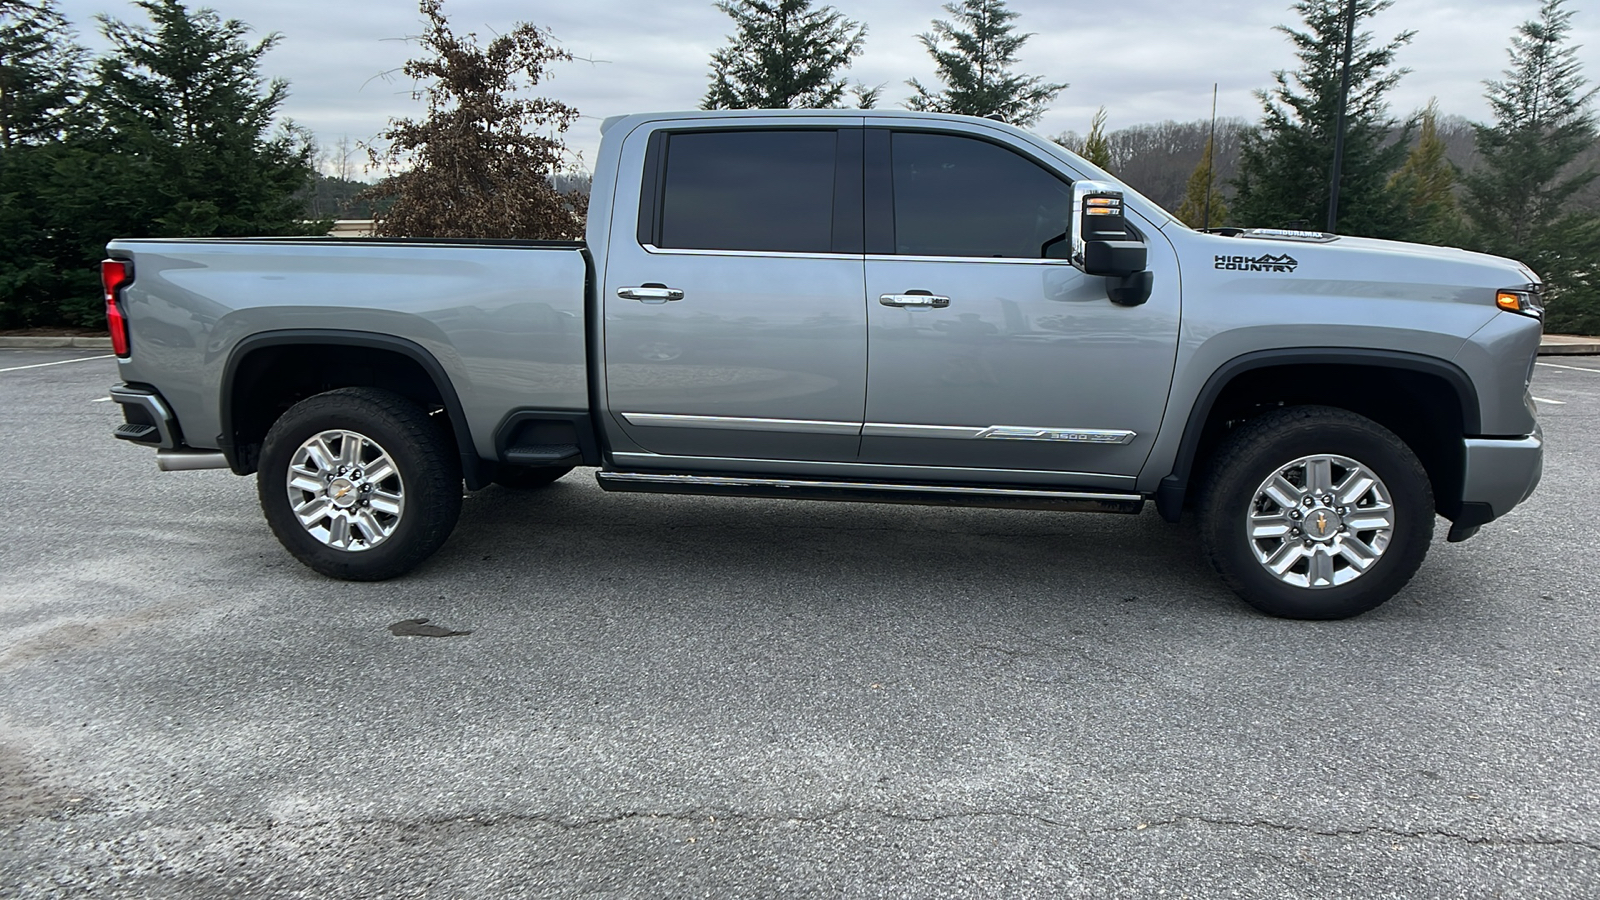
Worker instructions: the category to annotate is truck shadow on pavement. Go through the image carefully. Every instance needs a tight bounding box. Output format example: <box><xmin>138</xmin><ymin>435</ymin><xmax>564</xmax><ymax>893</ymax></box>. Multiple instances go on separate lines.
<box><xmin>435</xmin><ymin>474</ymin><xmax>1244</xmax><ymax>621</ymax></box>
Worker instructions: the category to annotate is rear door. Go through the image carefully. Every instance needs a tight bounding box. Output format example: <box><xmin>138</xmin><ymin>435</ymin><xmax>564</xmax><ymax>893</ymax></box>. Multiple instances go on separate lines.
<box><xmin>859</xmin><ymin>124</ymin><xmax>1181</xmax><ymax>481</ymax></box>
<box><xmin>602</xmin><ymin>123</ymin><xmax>867</xmax><ymax>462</ymax></box>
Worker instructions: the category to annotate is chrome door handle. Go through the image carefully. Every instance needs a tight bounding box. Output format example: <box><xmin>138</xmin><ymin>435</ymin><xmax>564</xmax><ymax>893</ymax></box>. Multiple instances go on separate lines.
<box><xmin>618</xmin><ymin>285</ymin><xmax>684</xmax><ymax>304</ymax></box>
<box><xmin>879</xmin><ymin>293</ymin><xmax>950</xmax><ymax>309</ymax></box>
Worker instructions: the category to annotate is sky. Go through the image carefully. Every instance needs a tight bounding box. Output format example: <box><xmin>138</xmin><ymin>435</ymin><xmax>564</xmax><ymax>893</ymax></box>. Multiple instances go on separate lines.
<box><xmin>50</xmin><ymin>0</ymin><xmax>1600</xmax><ymax>178</ymax></box>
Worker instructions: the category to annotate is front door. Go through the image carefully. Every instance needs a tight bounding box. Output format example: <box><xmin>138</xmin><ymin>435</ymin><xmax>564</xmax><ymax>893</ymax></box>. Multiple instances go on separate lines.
<box><xmin>603</xmin><ymin>125</ymin><xmax>867</xmax><ymax>462</ymax></box>
<box><xmin>859</xmin><ymin>126</ymin><xmax>1181</xmax><ymax>481</ymax></box>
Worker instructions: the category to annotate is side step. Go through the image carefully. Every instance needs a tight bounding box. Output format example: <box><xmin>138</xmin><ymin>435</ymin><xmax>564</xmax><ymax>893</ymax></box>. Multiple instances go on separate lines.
<box><xmin>595</xmin><ymin>471</ymin><xmax>1145</xmax><ymax>514</ymax></box>
<box><xmin>504</xmin><ymin>442</ymin><xmax>583</xmax><ymax>466</ymax></box>
<box><xmin>114</xmin><ymin>423</ymin><xmax>160</xmax><ymax>443</ymax></box>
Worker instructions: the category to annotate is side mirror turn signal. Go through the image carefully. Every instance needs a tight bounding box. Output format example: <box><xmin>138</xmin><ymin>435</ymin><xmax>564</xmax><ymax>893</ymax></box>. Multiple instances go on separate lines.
<box><xmin>1068</xmin><ymin>181</ymin><xmax>1152</xmax><ymax>306</ymax></box>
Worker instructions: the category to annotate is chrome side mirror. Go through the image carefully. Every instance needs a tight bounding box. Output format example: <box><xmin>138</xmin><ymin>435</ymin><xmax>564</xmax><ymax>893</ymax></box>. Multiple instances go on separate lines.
<box><xmin>1068</xmin><ymin>180</ymin><xmax>1152</xmax><ymax>306</ymax></box>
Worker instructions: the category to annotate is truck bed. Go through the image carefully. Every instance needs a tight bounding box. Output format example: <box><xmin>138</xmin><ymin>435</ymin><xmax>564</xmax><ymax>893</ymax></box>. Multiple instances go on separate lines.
<box><xmin>106</xmin><ymin>236</ymin><xmax>592</xmax><ymax>466</ymax></box>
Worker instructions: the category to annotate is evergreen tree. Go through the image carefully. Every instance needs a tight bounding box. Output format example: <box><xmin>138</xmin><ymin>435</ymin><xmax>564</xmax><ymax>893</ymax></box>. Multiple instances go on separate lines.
<box><xmin>0</xmin><ymin>0</ymin><xmax>87</xmax><ymax>328</ymax></box>
<box><xmin>1462</xmin><ymin>0</ymin><xmax>1600</xmax><ymax>334</ymax></box>
<box><xmin>1462</xmin><ymin>0</ymin><xmax>1596</xmax><ymax>255</ymax></box>
<box><xmin>702</xmin><ymin>0</ymin><xmax>866</xmax><ymax>109</ymax></box>
<box><xmin>1</xmin><ymin>0</ymin><xmax>315</xmax><ymax>328</ymax></box>
<box><xmin>1076</xmin><ymin>106</ymin><xmax>1112</xmax><ymax>171</ymax></box>
<box><xmin>0</xmin><ymin>0</ymin><xmax>83</xmax><ymax>147</ymax></box>
<box><xmin>1175</xmin><ymin>136</ymin><xmax>1230</xmax><ymax>229</ymax></box>
<box><xmin>363</xmin><ymin>0</ymin><xmax>585</xmax><ymax>239</ymax></box>
<box><xmin>906</xmin><ymin>0</ymin><xmax>1065</xmax><ymax>127</ymax></box>
<box><xmin>850</xmin><ymin>81</ymin><xmax>882</xmax><ymax>109</ymax></box>
<box><xmin>85</xmin><ymin>0</ymin><xmax>316</xmax><ymax>238</ymax></box>
<box><xmin>1231</xmin><ymin>0</ymin><xmax>1414</xmax><ymax>236</ymax></box>
<box><xmin>1388</xmin><ymin>100</ymin><xmax>1458</xmax><ymax>244</ymax></box>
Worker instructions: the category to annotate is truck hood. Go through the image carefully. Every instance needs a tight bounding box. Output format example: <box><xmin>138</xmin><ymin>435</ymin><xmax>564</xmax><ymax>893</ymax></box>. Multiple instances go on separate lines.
<box><xmin>1181</xmin><ymin>229</ymin><xmax>1541</xmax><ymax>295</ymax></box>
<box><xmin>1315</xmin><ymin>234</ymin><xmax>1540</xmax><ymax>285</ymax></box>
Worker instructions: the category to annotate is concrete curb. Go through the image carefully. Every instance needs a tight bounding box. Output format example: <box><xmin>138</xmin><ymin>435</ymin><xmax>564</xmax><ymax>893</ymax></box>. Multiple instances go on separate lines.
<box><xmin>1540</xmin><ymin>335</ymin><xmax>1600</xmax><ymax>356</ymax></box>
<box><xmin>0</xmin><ymin>336</ymin><xmax>113</xmax><ymax>349</ymax></box>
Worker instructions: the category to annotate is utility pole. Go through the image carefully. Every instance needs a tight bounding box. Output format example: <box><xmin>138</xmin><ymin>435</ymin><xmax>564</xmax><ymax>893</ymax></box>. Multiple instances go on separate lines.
<box><xmin>1203</xmin><ymin>83</ymin><xmax>1218</xmax><ymax>231</ymax></box>
<box><xmin>1326</xmin><ymin>0</ymin><xmax>1358</xmax><ymax>233</ymax></box>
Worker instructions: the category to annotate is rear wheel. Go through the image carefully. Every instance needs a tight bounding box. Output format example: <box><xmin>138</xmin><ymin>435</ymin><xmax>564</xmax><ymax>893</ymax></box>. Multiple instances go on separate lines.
<box><xmin>258</xmin><ymin>387</ymin><xmax>462</xmax><ymax>580</ymax></box>
<box><xmin>1197</xmin><ymin>406</ymin><xmax>1434</xmax><ymax>620</ymax></box>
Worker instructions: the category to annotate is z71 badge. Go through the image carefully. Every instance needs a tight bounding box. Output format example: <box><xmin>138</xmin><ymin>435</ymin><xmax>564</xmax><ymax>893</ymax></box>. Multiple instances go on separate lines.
<box><xmin>1215</xmin><ymin>253</ymin><xmax>1299</xmax><ymax>273</ymax></box>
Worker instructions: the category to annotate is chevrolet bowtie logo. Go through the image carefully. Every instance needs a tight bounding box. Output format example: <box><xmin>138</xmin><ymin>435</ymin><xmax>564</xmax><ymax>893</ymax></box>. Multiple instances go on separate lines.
<box><xmin>1316</xmin><ymin>513</ymin><xmax>1328</xmax><ymax>535</ymax></box>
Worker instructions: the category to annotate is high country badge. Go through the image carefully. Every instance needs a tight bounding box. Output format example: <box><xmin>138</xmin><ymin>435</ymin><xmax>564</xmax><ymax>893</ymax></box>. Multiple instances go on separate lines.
<box><xmin>1214</xmin><ymin>253</ymin><xmax>1299</xmax><ymax>273</ymax></box>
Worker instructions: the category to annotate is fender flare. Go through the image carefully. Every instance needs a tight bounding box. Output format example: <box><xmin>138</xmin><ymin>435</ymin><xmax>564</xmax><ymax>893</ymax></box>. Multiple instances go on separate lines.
<box><xmin>1154</xmin><ymin>347</ymin><xmax>1480</xmax><ymax>522</ymax></box>
<box><xmin>220</xmin><ymin>329</ymin><xmax>485</xmax><ymax>489</ymax></box>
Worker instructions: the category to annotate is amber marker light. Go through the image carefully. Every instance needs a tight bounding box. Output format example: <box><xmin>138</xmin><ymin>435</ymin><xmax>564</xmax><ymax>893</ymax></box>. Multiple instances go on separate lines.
<box><xmin>1495</xmin><ymin>288</ymin><xmax>1543</xmax><ymax>319</ymax></box>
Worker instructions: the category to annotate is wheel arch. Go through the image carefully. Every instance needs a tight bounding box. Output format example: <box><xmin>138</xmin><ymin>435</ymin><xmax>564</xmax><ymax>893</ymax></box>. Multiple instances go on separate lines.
<box><xmin>1155</xmin><ymin>348</ymin><xmax>1480</xmax><ymax>523</ymax></box>
<box><xmin>221</xmin><ymin>330</ymin><xmax>486</xmax><ymax>489</ymax></box>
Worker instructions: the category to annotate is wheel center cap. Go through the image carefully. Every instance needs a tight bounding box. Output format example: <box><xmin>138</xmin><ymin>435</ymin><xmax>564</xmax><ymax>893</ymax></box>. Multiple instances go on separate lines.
<box><xmin>1306</xmin><ymin>507</ymin><xmax>1342</xmax><ymax>542</ymax></box>
<box><xmin>329</xmin><ymin>477</ymin><xmax>359</xmax><ymax>509</ymax></box>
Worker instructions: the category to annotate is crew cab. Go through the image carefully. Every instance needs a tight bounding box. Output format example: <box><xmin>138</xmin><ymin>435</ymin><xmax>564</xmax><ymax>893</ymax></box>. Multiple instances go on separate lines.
<box><xmin>104</xmin><ymin>109</ymin><xmax>1545</xmax><ymax>619</ymax></box>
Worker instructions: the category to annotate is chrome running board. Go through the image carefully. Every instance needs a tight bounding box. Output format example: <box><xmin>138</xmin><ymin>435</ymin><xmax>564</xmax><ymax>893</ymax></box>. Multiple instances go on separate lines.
<box><xmin>595</xmin><ymin>471</ymin><xmax>1145</xmax><ymax>514</ymax></box>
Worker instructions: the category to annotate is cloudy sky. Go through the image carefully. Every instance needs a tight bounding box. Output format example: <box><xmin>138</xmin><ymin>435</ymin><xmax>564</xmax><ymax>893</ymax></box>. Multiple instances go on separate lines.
<box><xmin>51</xmin><ymin>0</ymin><xmax>1600</xmax><ymax>176</ymax></box>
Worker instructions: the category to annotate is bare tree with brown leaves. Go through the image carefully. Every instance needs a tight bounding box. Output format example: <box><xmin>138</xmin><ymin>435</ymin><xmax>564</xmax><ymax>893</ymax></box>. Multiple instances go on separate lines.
<box><xmin>363</xmin><ymin>0</ymin><xmax>585</xmax><ymax>239</ymax></box>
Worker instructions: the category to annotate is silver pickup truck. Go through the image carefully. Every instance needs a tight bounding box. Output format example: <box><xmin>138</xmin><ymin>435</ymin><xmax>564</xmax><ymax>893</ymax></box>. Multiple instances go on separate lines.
<box><xmin>104</xmin><ymin>109</ymin><xmax>1544</xmax><ymax>619</ymax></box>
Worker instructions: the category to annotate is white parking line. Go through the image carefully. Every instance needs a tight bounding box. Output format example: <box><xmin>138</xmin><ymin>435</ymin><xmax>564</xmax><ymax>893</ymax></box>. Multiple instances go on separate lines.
<box><xmin>91</xmin><ymin>397</ymin><xmax>113</xmax><ymax>402</ymax></box>
<box><xmin>1533</xmin><ymin>396</ymin><xmax>1567</xmax><ymax>405</ymax></box>
<box><xmin>1536</xmin><ymin>361</ymin><xmax>1600</xmax><ymax>374</ymax></box>
<box><xmin>0</xmin><ymin>354</ymin><xmax>115</xmax><ymax>374</ymax></box>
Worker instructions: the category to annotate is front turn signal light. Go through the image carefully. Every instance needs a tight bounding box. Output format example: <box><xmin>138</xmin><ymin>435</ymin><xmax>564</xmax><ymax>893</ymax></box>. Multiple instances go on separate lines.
<box><xmin>1495</xmin><ymin>287</ymin><xmax>1543</xmax><ymax>320</ymax></box>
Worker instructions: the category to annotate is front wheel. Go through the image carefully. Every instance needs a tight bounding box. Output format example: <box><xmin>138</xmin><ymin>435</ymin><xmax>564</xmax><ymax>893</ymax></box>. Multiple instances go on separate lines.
<box><xmin>1197</xmin><ymin>406</ymin><xmax>1434</xmax><ymax>620</ymax></box>
<box><xmin>258</xmin><ymin>387</ymin><xmax>462</xmax><ymax>581</ymax></box>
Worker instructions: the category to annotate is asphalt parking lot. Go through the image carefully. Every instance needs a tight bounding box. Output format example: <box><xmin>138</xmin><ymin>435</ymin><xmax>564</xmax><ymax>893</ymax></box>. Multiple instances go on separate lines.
<box><xmin>2</xmin><ymin>348</ymin><xmax>1597</xmax><ymax>898</ymax></box>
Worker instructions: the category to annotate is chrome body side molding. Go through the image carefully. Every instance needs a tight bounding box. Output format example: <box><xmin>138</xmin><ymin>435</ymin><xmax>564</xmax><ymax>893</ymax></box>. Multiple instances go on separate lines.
<box><xmin>619</xmin><ymin>413</ymin><xmax>1136</xmax><ymax>445</ymax></box>
<box><xmin>975</xmin><ymin>426</ymin><xmax>1136</xmax><ymax>444</ymax></box>
<box><xmin>863</xmin><ymin>423</ymin><xmax>1136</xmax><ymax>444</ymax></box>
<box><xmin>620</xmin><ymin>412</ymin><xmax>861</xmax><ymax>435</ymax></box>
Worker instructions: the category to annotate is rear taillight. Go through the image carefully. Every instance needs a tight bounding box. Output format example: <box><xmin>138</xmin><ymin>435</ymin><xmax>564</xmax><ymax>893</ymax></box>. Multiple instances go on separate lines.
<box><xmin>101</xmin><ymin>259</ymin><xmax>133</xmax><ymax>358</ymax></box>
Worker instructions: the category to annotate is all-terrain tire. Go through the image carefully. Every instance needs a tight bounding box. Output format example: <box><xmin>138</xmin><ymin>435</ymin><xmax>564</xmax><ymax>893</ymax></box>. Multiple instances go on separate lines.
<box><xmin>1197</xmin><ymin>405</ymin><xmax>1434</xmax><ymax>620</ymax></box>
<box><xmin>257</xmin><ymin>387</ymin><xmax>462</xmax><ymax>581</ymax></box>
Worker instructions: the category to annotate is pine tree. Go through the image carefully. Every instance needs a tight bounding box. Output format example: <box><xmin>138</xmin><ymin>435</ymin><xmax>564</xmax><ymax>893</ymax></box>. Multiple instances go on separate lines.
<box><xmin>1462</xmin><ymin>0</ymin><xmax>1596</xmax><ymax>255</ymax></box>
<box><xmin>1175</xmin><ymin>136</ymin><xmax>1230</xmax><ymax>229</ymax></box>
<box><xmin>1076</xmin><ymin>106</ymin><xmax>1112</xmax><ymax>171</ymax></box>
<box><xmin>1231</xmin><ymin>0</ymin><xmax>1414</xmax><ymax>237</ymax></box>
<box><xmin>702</xmin><ymin>0</ymin><xmax>866</xmax><ymax>109</ymax></box>
<box><xmin>85</xmin><ymin>0</ymin><xmax>316</xmax><ymax>237</ymax></box>
<box><xmin>363</xmin><ymin>0</ymin><xmax>585</xmax><ymax>239</ymax></box>
<box><xmin>0</xmin><ymin>0</ymin><xmax>83</xmax><ymax>148</ymax></box>
<box><xmin>0</xmin><ymin>0</ymin><xmax>88</xmax><ymax>327</ymax></box>
<box><xmin>1462</xmin><ymin>0</ymin><xmax>1600</xmax><ymax>334</ymax></box>
<box><xmin>905</xmin><ymin>0</ymin><xmax>1066</xmax><ymax>127</ymax></box>
<box><xmin>850</xmin><ymin>81</ymin><xmax>882</xmax><ymax>109</ymax></box>
<box><xmin>1388</xmin><ymin>101</ymin><xmax>1458</xmax><ymax>245</ymax></box>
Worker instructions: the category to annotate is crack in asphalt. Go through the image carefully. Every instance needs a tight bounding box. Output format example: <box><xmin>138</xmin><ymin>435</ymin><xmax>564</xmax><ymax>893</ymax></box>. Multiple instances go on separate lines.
<box><xmin>1133</xmin><ymin>815</ymin><xmax>1600</xmax><ymax>852</ymax></box>
<box><xmin>71</xmin><ymin>807</ymin><xmax>1595</xmax><ymax>855</ymax></box>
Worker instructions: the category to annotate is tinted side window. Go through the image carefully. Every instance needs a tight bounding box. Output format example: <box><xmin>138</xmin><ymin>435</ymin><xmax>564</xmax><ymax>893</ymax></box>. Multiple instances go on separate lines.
<box><xmin>658</xmin><ymin>130</ymin><xmax>837</xmax><ymax>253</ymax></box>
<box><xmin>890</xmin><ymin>132</ymin><xmax>1073</xmax><ymax>258</ymax></box>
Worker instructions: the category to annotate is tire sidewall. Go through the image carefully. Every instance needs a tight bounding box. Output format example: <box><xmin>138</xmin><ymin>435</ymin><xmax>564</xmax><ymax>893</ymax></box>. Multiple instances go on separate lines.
<box><xmin>1203</xmin><ymin>414</ymin><xmax>1434</xmax><ymax>619</ymax></box>
<box><xmin>258</xmin><ymin>391</ymin><xmax>459</xmax><ymax>580</ymax></box>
